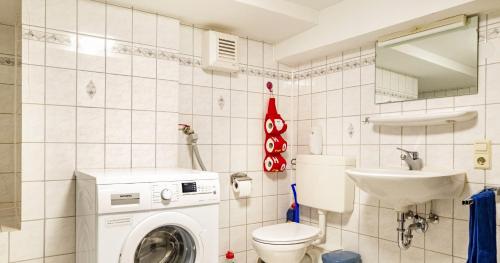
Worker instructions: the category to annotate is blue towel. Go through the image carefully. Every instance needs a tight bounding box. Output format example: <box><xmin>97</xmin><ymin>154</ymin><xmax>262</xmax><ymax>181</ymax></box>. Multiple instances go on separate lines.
<box><xmin>467</xmin><ymin>189</ymin><xmax>497</xmax><ymax>263</ymax></box>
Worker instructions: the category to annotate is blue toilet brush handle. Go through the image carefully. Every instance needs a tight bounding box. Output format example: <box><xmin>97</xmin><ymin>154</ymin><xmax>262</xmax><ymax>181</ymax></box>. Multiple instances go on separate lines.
<box><xmin>291</xmin><ymin>184</ymin><xmax>300</xmax><ymax>223</ymax></box>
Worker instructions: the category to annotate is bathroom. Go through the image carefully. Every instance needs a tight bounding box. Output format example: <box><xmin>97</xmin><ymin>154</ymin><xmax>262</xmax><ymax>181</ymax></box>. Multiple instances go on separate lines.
<box><xmin>1</xmin><ymin>0</ymin><xmax>500</xmax><ymax>262</ymax></box>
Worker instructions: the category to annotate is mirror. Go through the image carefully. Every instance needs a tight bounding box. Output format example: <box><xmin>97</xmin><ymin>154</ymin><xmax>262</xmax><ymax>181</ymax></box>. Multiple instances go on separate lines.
<box><xmin>375</xmin><ymin>16</ymin><xmax>479</xmax><ymax>104</ymax></box>
<box><xmin>0</xmin><ymin>0</ymin><xmax>21</xmax><ymax>231</ymax></box>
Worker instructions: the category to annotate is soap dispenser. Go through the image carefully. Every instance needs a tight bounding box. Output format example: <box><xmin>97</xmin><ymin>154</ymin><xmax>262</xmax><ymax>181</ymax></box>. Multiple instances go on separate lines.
<box><xmin>309</xmin><ymin>126</ymin><xmax>323</xmax><ymax>155</ymax></box>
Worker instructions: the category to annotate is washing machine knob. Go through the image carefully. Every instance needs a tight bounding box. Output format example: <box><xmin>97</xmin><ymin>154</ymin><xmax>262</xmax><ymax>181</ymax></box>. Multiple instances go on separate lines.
<box><xmin>161</xmin><ymin>189</ymin><xmax>172</xmax><ymax>201</ymax></box>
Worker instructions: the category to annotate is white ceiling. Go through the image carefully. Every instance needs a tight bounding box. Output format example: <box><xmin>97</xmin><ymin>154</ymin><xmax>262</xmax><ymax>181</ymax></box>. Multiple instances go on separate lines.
<box><xmin>284</xmin><ymin>0</ymin><xmax>345</xmax><ymax>10</ymax></box>
<box><xmin>0</xmin><ymin>0</ymin><xmax>20</xmax><ymax>25</ymax></box>
<box><xmin>107</xmin><ymin>0</ymin><xmax>338</xmax><ymax>43</ymax></box>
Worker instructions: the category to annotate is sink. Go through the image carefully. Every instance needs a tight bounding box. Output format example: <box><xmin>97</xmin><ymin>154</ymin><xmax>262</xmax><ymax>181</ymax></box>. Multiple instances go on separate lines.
<box><xmin>346</xmin><ymin>168</ymin><xmax>466</xmax><ymax>211</ymax></box>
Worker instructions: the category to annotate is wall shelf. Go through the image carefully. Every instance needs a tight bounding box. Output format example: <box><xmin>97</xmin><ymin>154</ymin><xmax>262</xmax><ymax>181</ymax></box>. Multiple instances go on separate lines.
<box><xmin>365</xmin><ymin>110</ymin><xmax>477</xmax><ymax>126</ymax></box>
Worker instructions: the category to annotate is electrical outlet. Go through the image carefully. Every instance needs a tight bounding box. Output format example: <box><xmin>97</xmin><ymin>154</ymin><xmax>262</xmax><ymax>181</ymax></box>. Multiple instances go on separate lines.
<box><xmin>474</xmin><ymin>140</ymin><xmax>491</xmax><ymax>170</ymax></box>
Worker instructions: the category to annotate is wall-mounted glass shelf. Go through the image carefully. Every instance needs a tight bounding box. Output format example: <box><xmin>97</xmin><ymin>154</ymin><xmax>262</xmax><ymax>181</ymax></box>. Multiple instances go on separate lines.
<box><xmin>364</xmin><ymin>110</ymin><xmax>478</xmax><ymax>126</ymax></box>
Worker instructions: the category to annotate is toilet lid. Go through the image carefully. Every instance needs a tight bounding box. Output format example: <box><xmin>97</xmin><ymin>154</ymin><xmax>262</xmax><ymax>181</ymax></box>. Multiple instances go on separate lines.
<box><xmin>252</xmin><ymin>223</ymin><xmax>320</xmax><ymax>245</ymax></box>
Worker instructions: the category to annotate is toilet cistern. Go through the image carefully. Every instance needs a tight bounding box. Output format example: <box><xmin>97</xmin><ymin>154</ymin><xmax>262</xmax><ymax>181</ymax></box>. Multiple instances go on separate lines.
<box><xmin>397</xmin><ymin>147</ymin><xmax>423</xmax><ymax>170</ymax></box>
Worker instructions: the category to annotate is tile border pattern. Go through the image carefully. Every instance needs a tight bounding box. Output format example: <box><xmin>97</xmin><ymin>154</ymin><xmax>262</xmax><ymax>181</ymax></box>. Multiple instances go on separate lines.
<box><xmin>294</xmin><ymin>55</ymin><xmax>375</xmax><ymax>80</ymax></box>
<box><xmin>487</xmin><ymin>23</ymin><xmax>500</xmax><ymax>40</ymax></box>
<box><xmin>181</xmin><ymin>55</ymin><xmax>294</xmax><ymax>81</ymax></box>
<box><xmin>22</xmin><ymin>28</ymin><xmax>45</xmax><ymax>42</ymax></box>
<box><xmin>23</xmin><ymin>28</ymin><xmax>71</xmax><ymax>46</ymax></box>
<box><xmin>111</xmin><ymin>43</ymin><xmax>133</xmax><ymax>55</ymax></box>
<box><xmin>22</xmin><ymin>28</ymin><xmax>294</xmax><ymax>81</ymax></box>
<box><xmin>0</xmin><ymin>56</ymin><xmax>15</xmax><ymax>67</ymax></box>
<box><xmin>20</xmin><ymin>22</ymin><xmax>500</xmax><ymax>84</ymax></box>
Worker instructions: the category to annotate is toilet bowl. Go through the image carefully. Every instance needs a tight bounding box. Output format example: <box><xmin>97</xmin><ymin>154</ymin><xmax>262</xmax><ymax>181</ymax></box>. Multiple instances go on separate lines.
<box><xmin>252</xmin><ymin>223</ymin><xmax>320</xmax><ymax>263</ymax></box>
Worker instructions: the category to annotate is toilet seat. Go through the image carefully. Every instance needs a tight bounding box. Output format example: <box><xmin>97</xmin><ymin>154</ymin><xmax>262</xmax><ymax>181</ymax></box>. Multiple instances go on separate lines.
<box><xmin>252</xmin><ymin>223</ymin><xmax>320</xmax><ymax>245</ymax></box>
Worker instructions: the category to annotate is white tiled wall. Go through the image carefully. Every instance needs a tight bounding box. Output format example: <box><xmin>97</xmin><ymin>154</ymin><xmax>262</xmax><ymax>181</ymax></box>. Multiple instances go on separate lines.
<box><xmin>14</xmin><ymin>0</ymin><xmax>181</xmax><ymax>262</ymax></box>
<box><xmin>177</xmin><ymin>25</ymin><xmax>295</xmax><ymax>262</ymax></box>
<box><xmin>12</xmin><ymin>1</ymin><xmax>500</xmax><ymax>263</ymax></box>
<box><xmin>17</xmin><ymin>1</ymin><xmax>295</xmax><ymax>262</ymax></box>
<box><xmin>293</xmin><ymin>13</ymin><xmax>500</xmax><ymax>263</ymax></box>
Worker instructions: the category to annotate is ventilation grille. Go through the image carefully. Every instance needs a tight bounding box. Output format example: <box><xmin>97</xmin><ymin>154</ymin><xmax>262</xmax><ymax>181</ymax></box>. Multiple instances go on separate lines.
<box><xmin>202</xmin><ymin>30</ymin><xmax>239</xmax><ymax>72</ymax></box>
<box><xmin>217</xmin><ymin>38</ymin><xmax>237</xmax><ymax>62</ymax></box>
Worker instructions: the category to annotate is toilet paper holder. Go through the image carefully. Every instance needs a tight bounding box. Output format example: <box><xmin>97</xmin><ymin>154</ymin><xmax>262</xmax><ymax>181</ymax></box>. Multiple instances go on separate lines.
<box><xmin>230</xmin><ymin>172</ymin><xmax>252</xmax><ymax>184</ymax></box>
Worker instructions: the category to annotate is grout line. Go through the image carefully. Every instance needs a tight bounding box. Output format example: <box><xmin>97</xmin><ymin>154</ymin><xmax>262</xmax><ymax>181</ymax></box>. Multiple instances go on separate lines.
<box><xmin>129</xmin><ymin>6</ymin><xmax>134</xmax><ymax>169</ymax></box>
<box><xmin>103</xmin><ymin>2</ymin><xmax>108</xmax><ymax>169</ymax></box>
<box><xmin>74</xmin><ymin>0</ymin><xmax>79</xmax><ymax>178</ymax></box>
<box><xmin>41</xmin><ymin>0</ymin><xmax>47</xmax><ymax>259</ymax></box>
<box><xmin>357</xmin><ymin>47</ymin><xmax>362</xmax><ymax>254</ymax></box>
<box><xmin>154</xmin><ymin>12</ymin><xmax>158</xmax><ymax>168</ymax></box>
<box><xmin>339</xmin><ymin>51</ymin><xmax>344</xmax><ymax>246</ymax></box>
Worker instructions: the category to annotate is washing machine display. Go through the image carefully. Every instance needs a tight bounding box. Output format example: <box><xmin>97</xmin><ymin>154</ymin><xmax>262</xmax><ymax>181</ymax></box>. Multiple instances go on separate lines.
<box><xmin>182</xmin><ymin>182</ymin><xmax>197</xmax><ymax>193</ymax></box>
<box><xmin>134</xmin><ymin>225</ymin><xmax>196</xmax><ymax>263</ymax></box>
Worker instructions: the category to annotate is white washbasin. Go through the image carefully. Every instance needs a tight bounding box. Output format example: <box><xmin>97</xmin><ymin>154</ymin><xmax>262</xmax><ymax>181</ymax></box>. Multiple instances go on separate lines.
<box><xmin>346</xmin><ymin>168</ymin><xmax>466</xmax><ymax>211</ymax></box>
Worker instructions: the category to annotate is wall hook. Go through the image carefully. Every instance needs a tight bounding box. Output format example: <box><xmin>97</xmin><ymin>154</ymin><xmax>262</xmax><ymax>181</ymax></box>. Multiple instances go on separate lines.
<box><xmin>266</xmin><ymin>81</ymin><xmax>274</xmax><ymax>96</ymax></box>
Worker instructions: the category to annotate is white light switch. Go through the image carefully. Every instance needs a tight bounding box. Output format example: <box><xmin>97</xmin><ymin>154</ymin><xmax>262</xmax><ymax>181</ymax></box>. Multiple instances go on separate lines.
<box><xmin>474</xmin><ymin>140</ymin><xmax>491</xmax><ymax>170</ymax></box>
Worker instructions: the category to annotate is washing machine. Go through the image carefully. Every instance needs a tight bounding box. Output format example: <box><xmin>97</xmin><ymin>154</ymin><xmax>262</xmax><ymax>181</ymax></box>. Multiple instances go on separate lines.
<box><xmin>75</xmin><ymin>168</ymin><xmax>220</xmax><ymax>263</ymax></box>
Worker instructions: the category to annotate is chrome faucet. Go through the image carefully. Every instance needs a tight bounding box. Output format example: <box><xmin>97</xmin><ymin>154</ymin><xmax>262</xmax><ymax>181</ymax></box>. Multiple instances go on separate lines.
<box><xmin>397</xmin><ymin>147</ymin><xmax>423</xmax><ymax>170</ymax></box>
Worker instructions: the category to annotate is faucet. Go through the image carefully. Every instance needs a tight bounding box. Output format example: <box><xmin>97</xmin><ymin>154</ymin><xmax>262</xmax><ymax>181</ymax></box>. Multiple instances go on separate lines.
<box><xmin>397</xmin><ymin>147</ymin><xmax>423</xmax><ymax>170</ymax></box>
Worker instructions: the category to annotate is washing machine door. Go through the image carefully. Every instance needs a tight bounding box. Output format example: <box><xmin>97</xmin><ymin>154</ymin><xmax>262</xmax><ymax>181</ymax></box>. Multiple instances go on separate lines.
<box><xmin>119</xmin><ymin>212</ymin><xmax>204</xmax><ymax>263</ymax></box>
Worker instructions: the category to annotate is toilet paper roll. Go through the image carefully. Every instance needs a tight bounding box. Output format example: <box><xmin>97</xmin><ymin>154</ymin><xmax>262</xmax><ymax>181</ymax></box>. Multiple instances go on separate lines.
<box><xmin>232</xmin><ymin>179</ymin><xmax>252</xmax><ymax>197</ymax></box>
<box><xmin>265</xmin><ymin>135</ymin><xmax>287</xmax><ymax>154</ymax></box>
<box><xmin>263</xmin><ymin>154</ymin><xmax>287</xmax><ymax>172</ymax></box>
<box><xmin>265</xmin><ymin>116</ymin><xmax>288</xmax><ymax>135</ymax></box>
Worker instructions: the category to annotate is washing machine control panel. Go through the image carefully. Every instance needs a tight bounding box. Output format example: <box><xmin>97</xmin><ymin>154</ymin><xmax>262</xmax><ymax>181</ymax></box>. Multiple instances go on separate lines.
<box><xmin>151</xmin><ymin>179</ymin><xmax>219</xmax><ymax>209</ymax></box>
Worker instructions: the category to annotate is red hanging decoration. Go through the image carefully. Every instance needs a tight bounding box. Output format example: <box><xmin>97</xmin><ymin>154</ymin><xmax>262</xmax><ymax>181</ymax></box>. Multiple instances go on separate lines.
<box><xmin>263</xmin><ymin>81</ymin><xmax>287</xmax><ymax>173</ymax></box>
<box><xmin>264</xmin><ymin>98</ymin><xmax>287</xmax><ymax>135</ymax></box>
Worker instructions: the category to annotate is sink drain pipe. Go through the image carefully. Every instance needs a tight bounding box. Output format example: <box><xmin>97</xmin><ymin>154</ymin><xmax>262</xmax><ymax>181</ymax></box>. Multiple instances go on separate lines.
<box><xmin>397</xmin><ymin>210</ymin><xmax>436</xmax><ymax>249</ymax></box>
<box><xmin>397</xmin><ymin>211</ymin><xmax>413</xmax><ymax>249</ymax></box>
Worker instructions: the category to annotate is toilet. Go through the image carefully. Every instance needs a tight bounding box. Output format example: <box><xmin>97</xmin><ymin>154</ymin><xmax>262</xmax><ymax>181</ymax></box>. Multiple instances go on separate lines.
<box><xmin>253</xmin><ymin>223</ymin><xmax>320</xmax><ymax>262</ymax></box>
<box><xmin>252</xmin><ymin>155</ymin><xmax>356</xmax><ymax>263</ymax></box>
